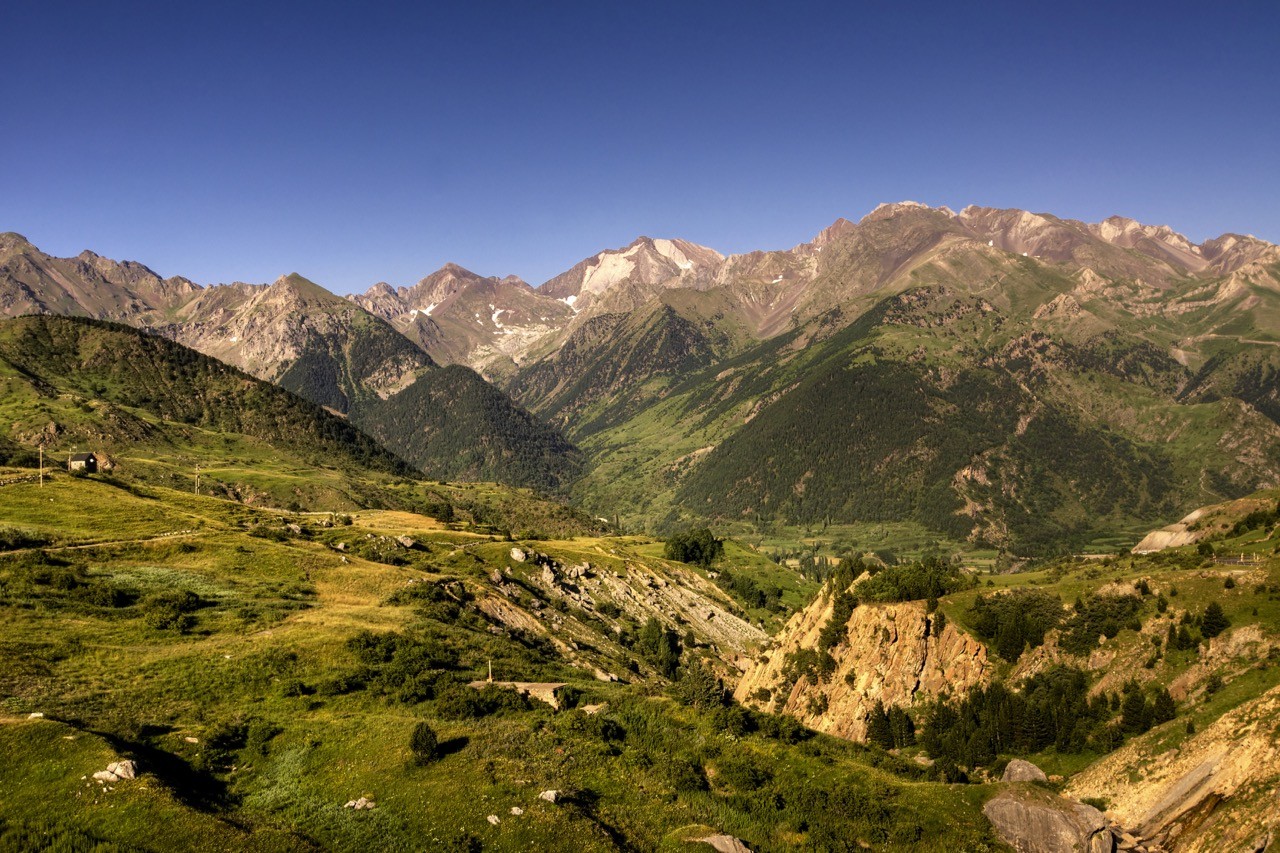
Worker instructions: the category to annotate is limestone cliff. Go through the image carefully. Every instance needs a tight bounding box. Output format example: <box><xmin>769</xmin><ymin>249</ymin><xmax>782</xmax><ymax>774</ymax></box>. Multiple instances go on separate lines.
<box><xmin>734</xmin><ymin>593</ymin><xmax>989</xmax><ymax>741</ymax></box>
<box><xmin>1065</xmin><ymin>681</ymin><xmax>1280</xmax><ymax>852</ymax></box>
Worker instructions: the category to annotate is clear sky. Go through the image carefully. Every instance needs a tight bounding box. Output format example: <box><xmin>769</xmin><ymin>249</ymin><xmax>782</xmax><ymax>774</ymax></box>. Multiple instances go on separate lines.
<box><xmin>4</xmin><ymin>1</ymin><xmax>1278</xmax><ymax>292</ymax></box>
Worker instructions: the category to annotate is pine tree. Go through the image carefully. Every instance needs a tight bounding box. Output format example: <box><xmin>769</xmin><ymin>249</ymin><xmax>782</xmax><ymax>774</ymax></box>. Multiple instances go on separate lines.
<box><xmin>867</xmin><ymin>701</ymin><xmax>895</xmax><ymax>749</ymax></box>
<box><xmin>1201</xmin><ymin>602</ymin><xmax>1230</xmax><ymax>639</ymax></box>
<box><xmin>996</xmin><ymin>615</ymin><xmax>1027</xmax><ymax>663</ymax></box>
<box><xmin>888</xmin><ymin>705</ymin><xmax>916</xmax><ymax>748</ymax></box>
<box><xmin>1151</xmin><ymin>688</ymin><xmax>1177</xmax><ymax>724</ymax></box>
<box><xmin>1120</xmin><ymin>683</ymin><xmax>1152</xmax><ymax>735</ymax></box>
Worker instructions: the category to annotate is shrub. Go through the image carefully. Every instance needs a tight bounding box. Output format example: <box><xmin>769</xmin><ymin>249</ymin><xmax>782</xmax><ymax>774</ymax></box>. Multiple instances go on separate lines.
<box><xmin>141</xmin><ymin>589</ymin><xmax>201</xmax><ymax>633</ymax></box>
<box><xmin>715</xmin><ymin>753</ymin><xmax>772</xmax><ymax>791</ymax></box>
<box><xmin>664</xmin><ymin>755</ymin><xmax>708</xmax><ymax>792</ymax></box>
<box><xmin>410</xmin><ymin>722</ymin><xmax>439</xmax><ymax>764</ymax></box>
<box><xmin>674</xmin><ymin>659</ymin><xmax>725</xmax><ymax>711</ymax></box>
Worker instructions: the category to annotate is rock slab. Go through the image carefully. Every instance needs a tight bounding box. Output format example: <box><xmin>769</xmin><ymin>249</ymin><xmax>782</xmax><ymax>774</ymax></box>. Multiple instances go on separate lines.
<box><xmin>696</xmin><ymin>835</ymin><xmax>754</xmax><ymax>853</ymax></box>
<box><xmin>1004</xmin><ymin>759</ymin><xmax>1050</xmax><ymax>783</ymax></box>
<box><xmin>984</xmin><ymin>791</ymin><xmax>1115</xmax><ymax>853</ymax></box>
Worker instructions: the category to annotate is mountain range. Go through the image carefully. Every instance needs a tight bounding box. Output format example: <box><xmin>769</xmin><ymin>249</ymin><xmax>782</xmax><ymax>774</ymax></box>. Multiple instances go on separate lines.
<box><xmin>4</xmin><ymin>201</ymin><xmax>1279</xmax><ymax>552</ymax></box>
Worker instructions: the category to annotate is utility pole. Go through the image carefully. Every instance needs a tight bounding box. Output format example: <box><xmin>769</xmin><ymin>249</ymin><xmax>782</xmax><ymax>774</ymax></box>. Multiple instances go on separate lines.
<box><xmin>194</xmin><ymin>465</ymin><xmax>200</xmax><ymax>496</ymax></box>
<box><xmin>488</xmin><ymin>659</ymin><xmax>493</xmax><ymax>683</ymax></box>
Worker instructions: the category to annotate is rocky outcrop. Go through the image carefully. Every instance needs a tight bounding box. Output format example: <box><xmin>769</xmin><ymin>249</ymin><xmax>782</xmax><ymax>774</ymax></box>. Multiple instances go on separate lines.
<box><xmin>984</xmin><ymin>789</ymin><xmax>1116</xmax><ymax>853</ymax></box>
<box><xmin>695</xmin><ymin>835</ymin><xmax>754</xmax><ymax>853</ymax></box>
<box><xmin>1004</xmin><ymin>759</ymin><xmax>1050</xmax><ymax>783</ymax></box>
<box><xmin>1133</xmin><ymin>491</ymin><xmax>1280</xmax><ymax>554</ymax></box>
<box><xmin>1132</xmin><ymin>509</ymin><xmax>1205</xmax><ymax>554</ymax></box>
<box><xmin>1066</xmin><ymin>682</ymin><xmax>1280</xmax><ymax>852</ymax></box>
<box><xmin>92</xmin><ymin>760</ymin><xmax>138</xmax><ymax>783</ymax></box>
<box><xmin>735</xmin><ymin>595</ymin><xmax>988</xmax><ymax>741</ymax></box>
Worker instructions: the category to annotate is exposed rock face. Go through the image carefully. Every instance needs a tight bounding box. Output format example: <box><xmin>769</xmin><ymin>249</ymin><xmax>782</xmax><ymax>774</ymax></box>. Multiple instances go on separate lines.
<box><xmin>1133</xmin><ymin>508</ymin><xmax>1207</xmax><ymax>554</ymax></box>
<box><xmin>350</xmin><ymin>263</ymin><xmax>573</xmax><ymax>380</ymax></box>
<box><xmin>735</xmin><ymin>596</ymin><xmax>989</xmax><ymax>741</ymax></box>
<box><xmin>983</xmin><ymin>789</ymin><xmax>1115</xmax><ymax>853</ymax></box>
<box><xmin>1066</xmin><ymin>682</ymin><xmax>1280</xmax><ymax>852</ymax></box>
<box><xmin>1133</xmin><ymin>492</ymin><xmax>1280</xmax><ymax>554</ymax></box>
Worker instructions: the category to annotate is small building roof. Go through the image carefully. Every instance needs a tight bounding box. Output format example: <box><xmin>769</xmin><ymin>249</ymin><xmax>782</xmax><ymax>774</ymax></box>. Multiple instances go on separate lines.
<box><xmin>70</xmin><ymin>452</ymin><xmax>96</xmax><ymax>461</ymax></box>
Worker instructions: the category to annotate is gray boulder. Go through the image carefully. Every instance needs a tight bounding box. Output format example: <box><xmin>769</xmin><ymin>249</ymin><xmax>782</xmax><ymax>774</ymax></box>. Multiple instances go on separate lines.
<box><xmin>984</xmin><ymin>790</ymin><xmax>1115</xmax><ymax>852</ymax></box>
<box><xmin>696</xmin><ymin>836</ymin><xmax>754</xmax><ymax>853</ymax></box>
<box><xmin>92</xmin><ymin>759</ymin><xmax>138</xmax><ymax>783</ymax></box>
<box><xmin>1004</xmin><ymin>759</ymin><xmax>1050</xmax><ymax>783</ymax></box>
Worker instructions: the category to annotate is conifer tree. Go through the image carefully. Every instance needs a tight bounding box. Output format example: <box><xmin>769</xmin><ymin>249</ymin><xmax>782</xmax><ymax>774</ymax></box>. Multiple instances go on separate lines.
<box><xmin>867</xmin><ymin>701</ymin><xmax>895</xmax><ymax>749</ymax></box>
<box><xmin>1201</xmin><ymin>601</ymin><xmax>1229</xmax><ymax>639</ymax></box>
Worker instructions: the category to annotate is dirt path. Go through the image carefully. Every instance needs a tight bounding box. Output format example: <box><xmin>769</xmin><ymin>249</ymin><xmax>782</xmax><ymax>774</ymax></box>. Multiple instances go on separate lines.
<box><xmin>1</xmin><ymin>530</ymin><xmax>210</xmax><ymax>558</ymax></box>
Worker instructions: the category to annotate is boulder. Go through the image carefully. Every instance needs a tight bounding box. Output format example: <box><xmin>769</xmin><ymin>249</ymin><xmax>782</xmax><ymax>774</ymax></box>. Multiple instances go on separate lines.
<box><xmin>538</xmin><ymin>790</ymin><xmax>559</xmax><ymax>803</ymax></box>
<box><xmin>396</xmin><ymin>535</ymin><xmax>416</xmax><ymax>549</ymax></box>
<box><xmin>510</xmin><ymin>548</ymin><xmax>527</xmax><ymax>563</ymax></box>
<box><xmin>487</xmin><ymin>814</ymin><xmax>500</xmax><ymax>825</ymax></box>
<box><xmin>92</xmin><ymin>759</ymin><xmax>138</xmax><ymax>783</ymax></box>
<box><xmin>984</xmin><ymin>790</ymin><xmax>1116</xmax><ymax>853</ymax></box>
<box><xmin>343</xmin><ymin>796</ymin><xmax>376</xmax><ymax>810</ymax></box>
<box><xmin>695</xmin><ymin>835</ymin><xmax>754</xmax><ymax>853</ymax></box>
<box><xmin>510</xmin><ymin>807</ymin><xmax>524</xmax><ymax>816</ymax></box>
<box><xmin>107</xmin><ymin>760</ymin><xmax>137</xmax><ymax>780</ymax></box>
<box><xmin>1004</xmin><ymin>759</ymin><xmax>1050</xmax><ymax>783</ymax></box>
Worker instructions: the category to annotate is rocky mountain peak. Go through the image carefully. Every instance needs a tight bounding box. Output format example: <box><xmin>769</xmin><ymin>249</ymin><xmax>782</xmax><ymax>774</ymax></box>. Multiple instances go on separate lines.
<box><xmin>269</xmin><ymin>273</ymin><xmax>344</xmax><ymax>308</ymax></box>
<box><xmin>0</xmin><ymin>232</ymin><xmax>36</xmax><ymax>254</ymax></box>
<box><xmin>809</xmin><ymin>217</ymin><xmax>857</xmax><ymax>247</ymax></box>
<box><xmin>861</xmin><ymin>200</ymin><xmax>949</xmax><ymax>223</ymax></box>
<box><xmin>1091</xmin><ymin>215</ymin><xmax>1198</xmax><ymax>254</ymax></box>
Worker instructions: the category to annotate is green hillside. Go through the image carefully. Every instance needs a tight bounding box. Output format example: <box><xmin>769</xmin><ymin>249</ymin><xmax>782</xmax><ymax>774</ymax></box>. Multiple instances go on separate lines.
<box><xmin>359</xmin><ymin>364</ymin><xmax>583</xmax><ymax>493</ymax></box>
<box><xmin>563</xmin><ymin>270</ymin><xmax>1280</xmax><ymax>554</ymax></box>
<box><xmin>0</xmin><ymin>476</ymin><xmax>1000</xmax><ymax>851</ymax></box>
<box><xmin>0</xmin><ymin>315</ymin><xmax>408</xmax><ymax>481</ymax></box>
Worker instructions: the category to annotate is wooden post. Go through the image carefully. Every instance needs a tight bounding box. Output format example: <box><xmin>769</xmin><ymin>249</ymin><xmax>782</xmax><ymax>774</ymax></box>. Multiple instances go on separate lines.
<box><xmin>38</xmin><ymin>446</ymin><xmax>43</xmax><ymax>487</ymax></box>
<box><xmin>488</xmin><ymin>659</ymin><xmax>493</xmax><ymax>683</ymax></box>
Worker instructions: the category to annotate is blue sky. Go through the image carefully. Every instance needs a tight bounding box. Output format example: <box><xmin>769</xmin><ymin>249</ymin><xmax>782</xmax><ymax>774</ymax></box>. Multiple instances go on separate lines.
<box><xmin>3</xmin><ymin>1</ymin><xmax>1278</xmax><ymax>291</ymax></box>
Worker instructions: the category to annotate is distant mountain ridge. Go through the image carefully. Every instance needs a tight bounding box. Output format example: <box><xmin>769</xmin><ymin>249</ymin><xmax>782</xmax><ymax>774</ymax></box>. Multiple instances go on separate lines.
<box><xmin>0</xmin><ymin>235</ymin><xmax>581</xmax><ymax>491</ymax></box>
<box><xmin>5</xmin><ymin>200</ymin><xmax>1279</xmax><ymax>548</ymax></box>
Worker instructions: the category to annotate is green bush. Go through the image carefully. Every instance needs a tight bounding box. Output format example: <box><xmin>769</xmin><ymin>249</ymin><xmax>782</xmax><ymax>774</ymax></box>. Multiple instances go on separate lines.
<box><xmin>663</xmin><ymin>528</ymin><xmax>723</xmax><ymax>568</ymax></box>
<box><xmin>141</xmin><ymin>589</ymin><xmax>201</xmax><ymax>633</ymax></box>
<box><xmin>410</xmin><ymin>722</ymin><xmax>439</xmax><ymax>765</ymax></box>
<box><xmin>674</xmin><ymin>659</ymin><xmax>726</xmax><ymax>711</ymax></box>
